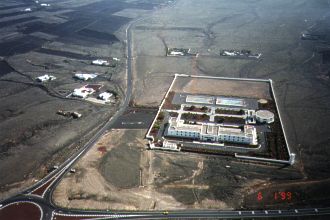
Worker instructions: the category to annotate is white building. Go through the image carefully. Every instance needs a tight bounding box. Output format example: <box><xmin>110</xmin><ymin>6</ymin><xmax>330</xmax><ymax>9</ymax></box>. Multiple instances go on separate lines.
<box><xmin>166</xmin><ymin>117</ymin><xmax>257</xmax><ymax>145</ymax></box>
<box><xmin>169</xmin><ymin>51</ymin><xmax>184</xmax><ymax>56</ymax></box>
<box><xmin>216</xmin><ymin>97</ymin><xmax>245</xmax><ymax>107</ymax></box>
<box><xmin>256</xmin><ymin>110</ymin><xmax>274</xmax><ymax>123</ymax></box>
<box><xmin>36</xmin><ymin>74</ymin><xmax>56</xmax><ymax>82</ymax></box>
<box><xmin>186</xmin><ymin>95</ymin><xmax>214</xmax><ymax>104</ymax></box>
<box><xmin>98</xmin><ymin>92</ymin><xmax>113</xmax><ymax>102</ymax></box>
<box><xmin>72</xmin><ymin>87</ymin><xmax>95</xmax><ymax>99</ymax></box>
<box><xmin>162</xmin><ymin>140</ymin><xmax>180</xmax><ymax>151</ymax></box>
<box><xmin>167</xmin><ymin>117</ymin><xmax>201</xmax><ymax>139</ymax></box>
<box><xmin>74</xmin><ymin>73</ymin><xmax>97</xmax><ymax>81</ymax></box>
<box><xmin>92</xmin><ymin>59</ymin><xmax>109</xmax><ymax>66</ymax></box>
<box><xmin>222</xmin><ymin>51</ymin><xmax>237</xmax><ymax>56</ymax></box>
<box><xmin>218</xmin><ymin>125</ymin><xmax>257</xmax><ymax>145</ymax></box>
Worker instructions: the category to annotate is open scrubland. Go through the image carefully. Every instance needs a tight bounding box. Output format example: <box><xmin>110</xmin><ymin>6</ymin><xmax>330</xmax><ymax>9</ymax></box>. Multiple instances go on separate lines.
<box><xmin>129</xmin><ymin>0</ymin><xmax>330</xmax><ymax>209</ymax></box>
<box><xmin>0</xmin><ymin>0</ymin><xmax>164</xmax><ymax>200</ymax></box>
<box><xmin>54</xmin><ymin>129</ymin><xmax>303</xmax><ymax>210</ymax></box>
<box><xmin>1</xmin><ymin>0</ymin><xmax>330</xmax><ymax>210</ymax></box>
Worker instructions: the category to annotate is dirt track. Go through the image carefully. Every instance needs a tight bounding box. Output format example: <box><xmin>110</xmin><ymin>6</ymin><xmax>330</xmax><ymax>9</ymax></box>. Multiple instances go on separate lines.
<box><xmin>53</xmin><ymin>128</ymin><xmax>307</xmax><ymax>210</ymax></box>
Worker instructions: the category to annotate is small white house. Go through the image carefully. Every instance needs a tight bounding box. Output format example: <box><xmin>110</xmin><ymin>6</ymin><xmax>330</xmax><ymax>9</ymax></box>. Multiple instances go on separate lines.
<box><xmin>72</xmin><ymin>87</ymin><xmax>94</xmax><ymax>99</ymax></box>
<box><xmin>92</xmin><ymin>59</ymin><xmax>109</xmax><ymax>66</ymax></box>
<box><xmin>223</xmin><ymin>51</ymin><xmax>236</xmax><ymax>56</ymax></box>
<box><xmin>169</xmin><ymin>51</ymin><xmax>184</xmax><ymax>56</ymax></box>
<box><xmin>74</xmin><ymin>73</ymin><xmax>97</xmax><ymax>81</ymax></box>
<box><xmin>36</xmin><ymin>74</ymin><xmax>56</xmax><ymax>82</ymax></box>
<box><xmin>98</xmin><ymin>92</ymin><xmax>113</xmax><ymax>102</ymax></box>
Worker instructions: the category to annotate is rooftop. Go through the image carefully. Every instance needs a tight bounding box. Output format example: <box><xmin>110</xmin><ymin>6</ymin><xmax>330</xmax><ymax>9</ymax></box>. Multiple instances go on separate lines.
<box><xmin>169</xmin><ymin>117</ymin><xmax>255</xmax><ymax>137</ymax></box>
<box><xmin>256</xmin><ymin>110</ymin><xmax>274</xmax><ymax>119</ymax></box>
<box><xmin>186</xmin><ymin>95</ymin><xmax>214</xmax><ymax>104</ymax></box>
<box><xmin>169</xmin><ymin>118</ymin><xmax>201</xmax><ymax>132</ymax></box>
<box><xmin>216</xmin><ymin>97</ymin><xmax>245</xmax><ymax>107</ymax></box>
<box><xmin>201</xmin><ymin>124</ymin><xmax>219</xmax><ymax>136</ymax></box>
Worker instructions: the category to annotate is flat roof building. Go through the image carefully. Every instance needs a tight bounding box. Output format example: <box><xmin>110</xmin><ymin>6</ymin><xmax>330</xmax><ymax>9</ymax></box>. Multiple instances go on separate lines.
<box><xmin>186</xmin><ymin>95</ymin><xmax>214</xmax><ymax>105</ymax></box>
<box><xmin>166</xmin><ymin>117</ymin><xmax>257</xmax><ymax>145</ymax></box>
<box><xmin>36</xmin><ymin>74</ymin><xmax>56</xmax><ymax>82</ymax></box>
<box><xmin>256</xmin><ymin>110</ymin><xmax>274</xmax><ymax>123</ymax></box>
<box><xmin>72</xmin><ymin>86</ymin><xmax>95</xmax><ymax>99</ymax></box>
<box><xmin>98</xmin><ymin>92</ymin><xmax>113</xmax><ymax>102</ymax></box>
<box><xmin>74</xmin><ymin>73</ymin><xmax>97</xmax><ymax>81</ymax></box>
<box><xmin>92</xmin><ymin>59</ymin><xmax>110</xmax><ymax>66</ymax></box>
<box><xmin>216</xmin><ymin>97</ymin><xmax>245</xmax><ymax>107</ymax></box>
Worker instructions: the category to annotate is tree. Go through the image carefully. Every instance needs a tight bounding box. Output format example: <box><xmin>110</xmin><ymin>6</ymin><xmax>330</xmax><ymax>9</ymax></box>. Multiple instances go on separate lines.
<box><xmin>189</xmin><ymin>105</ymin><xmax>196</xmax><ymax>111</ymax></box>
<box><xmin>216</xmin><ymin>117</ymin><xmax>224</xmax><ymax>123</ymax></box>
<box><xmin>157</xmin><ymin>112</ymin><xmax>165</xmax><ymax>120</ymax></box>
<box><xmin>201</xmin><ymin>106</ymin><xmax>208</xmax><ymax>111</ymax></box>
<box><xmin>201</xmin><ymin>114</ymin><xmax>208</xmax><ymax>120</ymax></box>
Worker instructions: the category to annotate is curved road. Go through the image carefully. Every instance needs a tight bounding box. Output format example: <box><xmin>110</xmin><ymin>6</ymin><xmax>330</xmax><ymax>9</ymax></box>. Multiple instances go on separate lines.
<box><xmin>1</xmin><ymin>3</ymin><xmax>330</xmax><ymax>219</ymax></box>
<box><xmin>43</xmin><ymin>13</ymin><xmax>136</xmax><ymax>206</ymax></box>
<box><xmin>0</xmin><ymin>11</ymin><xmax>137</xmax><ymax>220</ymax></box>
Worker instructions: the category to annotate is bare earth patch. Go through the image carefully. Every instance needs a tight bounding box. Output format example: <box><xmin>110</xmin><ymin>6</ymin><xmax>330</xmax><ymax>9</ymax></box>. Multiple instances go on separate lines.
<box><xmin>172</xmin><ymin>77</ymin><xmax>271</xmax><ymax>99</ymax></box>
<box><xmin>53</xmin><ymin>129</ymin><xmax>236</xmax><ymax>210</ymax></box>
<box><xmin>53</xmin><ymin>127</ymin><xmax>305</xmax><ymax>210</ymax></box>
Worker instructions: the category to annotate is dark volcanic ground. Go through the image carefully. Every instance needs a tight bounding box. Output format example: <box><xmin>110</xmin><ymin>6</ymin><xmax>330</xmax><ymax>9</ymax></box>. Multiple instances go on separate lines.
<box><xmin>1</xmin><ymin>0</ymin><xmax>330</xmax><ymax>211</ymax></box>
<box><xmin>198</xmin><ymin>1</ymin><xmax>330</xmax><ymax>208</ymax></box>
<box><xmin>129</xmin><ymin>0</ymin><xmax>330</xmax><ymax>209</ymax></box>
<box><xmin>0</xmin><ymin>0</ymin><xmax>169</xmax><ymax>200</ymax></box>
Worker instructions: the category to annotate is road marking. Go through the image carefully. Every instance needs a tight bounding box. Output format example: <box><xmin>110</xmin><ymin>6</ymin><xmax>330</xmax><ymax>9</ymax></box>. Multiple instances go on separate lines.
<box><xmin>121</xmin><ymin>122</ymin><xmax>143</xmax><ymax>125</ymax></box>
<box><xmin>53</xmin><ymin>212</ymin><xmax>146</xmax><ymax>219</ymax></box>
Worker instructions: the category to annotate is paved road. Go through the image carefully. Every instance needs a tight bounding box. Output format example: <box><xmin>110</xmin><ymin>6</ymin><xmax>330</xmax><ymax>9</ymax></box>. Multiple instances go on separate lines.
<box><xmin>51</xmin><ymin>207</ymin><xmax>330</xmax><ymax>219</ymax></box>
<box><xmin>42</xmin><ymin>11</ymin><xmax>138</xmax><ymax>208</ymax></box>
<box><xmin>1</xmin><ymin>2</ymin><xmax>330</xmax><ymax>219</ymax></box>
<box><xmin>46</xmin><ymin>6</ymin><xmax>139</xmax><ymax>206</ymax></box>
<box><xmin>0</xmin><ymin>8</ymin><xmax>137</xmax><ymax>220</ymax></box>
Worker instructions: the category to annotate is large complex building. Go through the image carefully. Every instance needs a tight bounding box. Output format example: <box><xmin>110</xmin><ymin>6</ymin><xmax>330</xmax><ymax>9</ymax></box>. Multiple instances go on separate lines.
<box><xmin>166</xmin><ymin>117</ymin><xmax>258</xmax><ymax>145</ymax></box>
<box><xmin>146</xmin><ymin>75</ymin><xmax>293</xmax><ymax>165</ymax></box>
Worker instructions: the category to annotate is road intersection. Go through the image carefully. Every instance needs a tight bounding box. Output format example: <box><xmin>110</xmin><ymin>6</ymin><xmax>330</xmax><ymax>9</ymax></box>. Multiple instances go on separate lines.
<box><xmin>1</xmin><ymin>5</ymin><xmax>330</xmax><ymax>220</ymax></box>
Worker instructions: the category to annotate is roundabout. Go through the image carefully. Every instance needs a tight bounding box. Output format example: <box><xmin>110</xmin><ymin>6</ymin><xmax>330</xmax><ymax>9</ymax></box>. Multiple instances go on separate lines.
<box><xmin>0</xmin><ymin>201</ymin><xmax>43</xmax><ymax>220</ymax></box>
